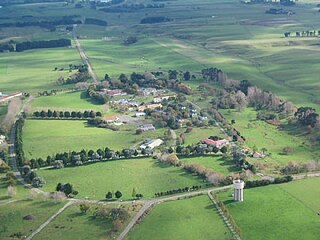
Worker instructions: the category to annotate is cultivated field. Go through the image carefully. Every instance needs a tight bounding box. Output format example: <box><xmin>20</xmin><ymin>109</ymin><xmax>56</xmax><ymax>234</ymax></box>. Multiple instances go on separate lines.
<box><xmin>37</xmin><ymin>158</ymin><xmax>206</xmax><ymax>200</ymax></box>
<box><xmin>128</xmin><ymin>195</ymin><xmax>232</xmax><ymax>240</ymax></box>
<box><xmin>218</xmin><ymin>178</ymin><xmax>320</xmax><ymax>240</ymax></box>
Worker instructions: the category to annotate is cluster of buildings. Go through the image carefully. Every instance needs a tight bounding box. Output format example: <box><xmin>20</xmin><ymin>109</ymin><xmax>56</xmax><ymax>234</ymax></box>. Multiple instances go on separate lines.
<box><xmin>136</xmin><ymin>124</ymin><xmax>156</xmax><ymax>132</ymax></box>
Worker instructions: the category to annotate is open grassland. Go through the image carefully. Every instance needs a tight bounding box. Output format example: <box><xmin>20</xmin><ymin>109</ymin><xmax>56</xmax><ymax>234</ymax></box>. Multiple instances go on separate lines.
<box><xmin>79</xmin><ymin>38</ymin><xmax>204</xmax><ymax>79</ymax></box>
<box><xmin>128</xmin><ymin>195</ymin><xmax>232</xmax><ymax>240</ymax></box>
<box><xmin>0</xmin><ymin>173</ymin><xmax>30</xmax><ymax>201</ymax></box>
<box><xmin>0</xmin><ymin>104</ymin><xmax>8</xmax><ymax>123</ymax></box>
<box><xmin>31</xmin><ymin>91</ymin><xmax>107</xmax><ymax>112</ymax></box>
<box><xmin>33</xmin><ymin>203</ymin><xmax>142</xmax><ymax>240</ymax></box>
<box><xmin>221</xmin><ymin>108</ymin><xmax>320</xmax><ymax>165</ymax></box>
<box><xmin>218</xmin><ymin>178</ymin><xmax>320</xmax><ymax>240</ymax></box>
<box><xmin>0</xmin><ymin>47</ymin><xmax>81</xmax><ymax>93</ymax></box>
<box><xmin>37</xmin><ymin>158</ymin><xmax>205</xmax><ymax>200</ymax></box>
<box><xmin>180</xmin><ymin>156</ymin><xmax>240</xmax><ymax>176</ymax></box>
<box><xmin>181</xmin><ymin>126</ymin><xmax>226</xmax><ymax>146</ymax></box>
<box><xmin>0</xmin><ymin>199</ymin><xmax>65</xmax><ymax>240</ymax></box>
<box><xmin>22</xmin><ymin>120</ymin><xmax>165</xmax><ymax>159</ymax></box>
<box><xmin>278</xmin><ymin>177</ymin><xmax>320</xmax><ymax>213</ymax></box>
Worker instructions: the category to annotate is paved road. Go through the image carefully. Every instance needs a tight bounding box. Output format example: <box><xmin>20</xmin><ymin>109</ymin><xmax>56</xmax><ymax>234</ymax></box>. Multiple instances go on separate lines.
<box><xmin>73</xmin><ymin>25</ymin><xmax>99</xmax><ymax>83</ymax></box>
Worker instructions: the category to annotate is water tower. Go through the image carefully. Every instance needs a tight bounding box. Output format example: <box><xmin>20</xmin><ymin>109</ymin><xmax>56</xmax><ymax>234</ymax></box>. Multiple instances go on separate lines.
<box><xmin>233</xmin><ymin>179</ymin><xmax>244</xmax><ymax>202</ymax></box>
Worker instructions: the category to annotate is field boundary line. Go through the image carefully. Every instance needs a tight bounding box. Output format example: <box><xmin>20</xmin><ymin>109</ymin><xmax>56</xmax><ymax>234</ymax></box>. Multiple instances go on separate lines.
<box><xmin>26</xmin><ymin>201</ymin><xmax>74</xmax><ymax>240</ymax></box>
<box><xmin>208</xmin><ymin>191</ymin><xmax>241</xmax><ymax>240</ymax></box>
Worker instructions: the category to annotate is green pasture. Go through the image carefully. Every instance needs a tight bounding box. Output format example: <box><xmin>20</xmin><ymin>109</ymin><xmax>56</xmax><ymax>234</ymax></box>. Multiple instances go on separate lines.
<box><xmin>218</xmin><ymin>178</ymin><xmax>320</xmax><ymax>240</ymax></box>
<box><xmin>0</xmin><ymin>173</ymin><xmax>30</xmax><ymax>201</ymax></box>
<box><xmin>221</xmin><ymin>108</ymin><xmax>320</xmax><ymax>165</ymax></box>
<box><xmin>31</xmin><ymin>91</ymin><xmax>107</xmax><ymax>112</ymax></box>
<box><xmin>0</xmin><ymin>199</ymin><xmax>65</xmax><ymax>240</ymax></box>
<box><xmin>0</xmin><ymin>47</ymin><xmax>81</xmax><ymax>93</ymax></box>
<box><xmin>180</xmin><ymin>156</ymin><xmax>240</xmax><ymax>176</ymax></box>
<box><xmin>181</xmin><ymin>126</ymin><xmax>226</xmax><ymax>146</ymax></box>
<box><xmin>37</xmin><ymin>158</ymin><xmax>205</xmax><ymax>200</ymax></box>
<box><xmin>22</xmin><ymin>119</ymin><xmax>166</xmax><ymax>159</ymax></box>
<box><xmin>128</xmin><ymin>195</ymin><xmax>232</xmax><ymax>240</ymax></box>
<box><xmin>79</xmin><ymin>38</ymin><xmax>204</xmax><ymax>79</ymax></box>
<box><xmin>33</xmin><ymin>203</ymin><xmax>141</xmax><ymax>240</ymax></box>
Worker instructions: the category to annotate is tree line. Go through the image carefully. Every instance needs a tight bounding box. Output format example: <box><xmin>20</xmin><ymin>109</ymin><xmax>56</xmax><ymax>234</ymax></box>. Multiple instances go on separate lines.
<box><xmin>140</xmin><ymin>16</ymin><xmax>171</xmax><ymax>24</ymax></box>
<box><xmin>15</xmin><ymin>38</ymin><xmax>71</xmax><ymax>52</ymax></box>
<box><xmin>0</xmin><ymin>15</ymin><xmax>81</xmax><ymax>32</ymax></box>
<box><xmin>284</xmin><ymin>30</ymin><xmax>320</xmax><ymax>38</ymax></box>
<box><xmin>84</xmin><ymin>18</ymin><xmax>107</xmax><ymax>26</ymax></box>
<box><xmin>15</xmin><ymin>118</ymin><xmax>25</xmax><ymax>167</ymax></box>
<box><xmin>32</xmin><ymin>110</ymin><xmax>101</xmax><ymax>119</ymax></box>
<box><xmin>245</xmin><ymin>175</ymin><xmax>293</xmax><ymax>188</ymax></box>
<box><xmin>28</xmin><ymin>148</ymin><xmax>154</xmax><ymax>170</ymax></box>
<box><xmin>154</xmin><ymin>185</ymin><xmax>206</xmax><ymax>197</ymax></box>
<box><xmin>100</xmin><ymin>3</ymin><xmax>164</xmax><ymax>13</ymax></box>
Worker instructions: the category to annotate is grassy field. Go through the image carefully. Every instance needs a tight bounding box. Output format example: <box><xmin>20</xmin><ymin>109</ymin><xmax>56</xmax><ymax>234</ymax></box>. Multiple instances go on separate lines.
<box><xmin>31</xmin><ymin>91</ymin><xmax>107</xmax><ymax>112</ymax></box>
<box><xmin>37</xmin><ymin>158</ymin><xmax>206</xmax><ymax>200</ymax></box>
<box><xmin>0</xmin><ymin>173</ymin><xmax>31</xmax><ymax>201</ymax></box>
<box><xmin>181</xmin><ymin>126</ymin><xmax>226</xmax><ymax>146</ymax></box>
<box><xmin>221</xmin><ymin>108</ymin><xmax>320</xmax><ymax>165</ymax></box>
<box><xmin>0</xmin><ymin>199</ymin><xmax>65</xmax><ymax>240</ymax></box>
<box><xmin>79</xmin><ymin>38</ymin><xmax>204</xmax><ymax>79</ymax></box>
<box><xmin>218</xmin><ymin>178</ymin><xmax>320</xmax><ymax>240</ymax></box>
<box><xmin>33</xmin><ymin>203</ymin><xmax>142</xmax><ymax>240</ymax></box>
<box><xmin>128</xmin><ymin>195</ymin><xmax>232</xmax><ymax>240</ymax></box>
<box><xmin>0</xmin><ymin>47</ymin><xmax>81</xmax><ymax>93</ymax></box>
<box><xmin>180</xmin><ymin>156</ymin><xmax>240</xmax><ymax>176</ymax></box>
<box><xmin>22</xmin><ymin>120</ymin><xmax>165</xmax><ymax>159</ymax></box>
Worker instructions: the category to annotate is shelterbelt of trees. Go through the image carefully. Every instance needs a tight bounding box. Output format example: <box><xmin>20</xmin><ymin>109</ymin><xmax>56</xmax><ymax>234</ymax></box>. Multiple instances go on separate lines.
<box><xmin>0</xmin><ymin>38</ymin><xmax>71</xmax><ymax>52</ymax></box>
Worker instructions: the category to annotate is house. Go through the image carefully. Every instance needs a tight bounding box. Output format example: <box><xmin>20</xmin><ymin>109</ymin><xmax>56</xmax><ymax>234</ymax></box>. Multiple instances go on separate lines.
<box><xmin>139</xmin><ymin>88</ymin><xmax>158</xmax><ymax>96</ymax></box>
<box><xmin>140</xmin><ymin>139</ymin><xmax>164</xmax><ymax>149</ymax></box>
<box><xmin>137</xmin><ymin>124</ymin><xmax>155</xmax><ymax>132</ymax></box>
<box><xmin>138</xmin><ymin>103</ymin><xmax>162</xmax><ymax>112</ymax></box>
<box><xmin>153</xmin><ymin>95</ymin><xmax>176</xmax><ymax>103</ymax></box>
<box><xmin>201</xmin><ymin>138</ymin><xmax>229</xmax><ymax>148</ymax></box>
<box><xmin>0</xmin><ymin>135</ymin><xmax>5</xmax><ymax>145</ymax></box>
<box><xmin>135</xmin><ymin>112</ymin><xmax>146</xmax><ymax>117</ymax></box>
<box><xmin>101</xmin><ymin>89</ymin><xmax>127</xmax><ymax>97</ymax></box>
<box><xmin>104</xmin><ymin>116</ymin><xmax>119</xmax><ymax>123</ymax></box>
<box><xmin>252</xmin><ymin>152</ymin><xmax>264</xmax><ymax>158</ymax></box>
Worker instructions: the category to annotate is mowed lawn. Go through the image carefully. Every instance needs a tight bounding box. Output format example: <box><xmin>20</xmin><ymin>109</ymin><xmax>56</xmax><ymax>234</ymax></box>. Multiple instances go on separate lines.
<box><xmin>0</xmin><ymin>199</ymin><xmax>65</xmax><ymax>240</ymax></box>
<box><xmin>128</xmin><ymin>195</ymin><xmax>232</xmax><ymax>240</ymax></box>
<box><xmin>180</xmin><ymin>156</ymin><xmax>240</xmax><ymax>176</ymax></box>
<box><xmin>31</xmin><ymin>91</ymin><xmax>106</xmax><ymax>112</ymax></box>
<box><xmin>23</xmin><ymin>120</ymin><xmax>158</xmax><ymax>159</ymax></box>
<box><xmin>218</xmin><ymin>178</ymin><xmax>320</xmax><ymax>240</ymax></box>
<box><xmin>0</xmin><ymin>47</ymin><xmax>81</xmax><ymax>93</ymax></box>
<box><xmin>221</xmin><ymin>108</ymin><xmax>320</xmax><ymax>165</ymax></box>
<box><xmin>33</xmin><ymin>203</ymin><xmax>142</xmax><ymax>240</ymax></box>
<box><xmin>37</xmin><ymin>158</ymin><xmax>205</xmax><ymax>200</ymax></box>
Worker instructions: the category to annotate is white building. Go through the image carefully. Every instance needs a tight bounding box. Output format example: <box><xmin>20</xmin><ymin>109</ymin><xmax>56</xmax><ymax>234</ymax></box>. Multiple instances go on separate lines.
<box><xmin>135</xmin><ymin>112</ymin><xmax>146</xmax><ymax>117</ymax></box>
<box><xmin>140</xmin><ymin>139</ymin><xmax>164</xmax><ymax>150</ymax></box>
